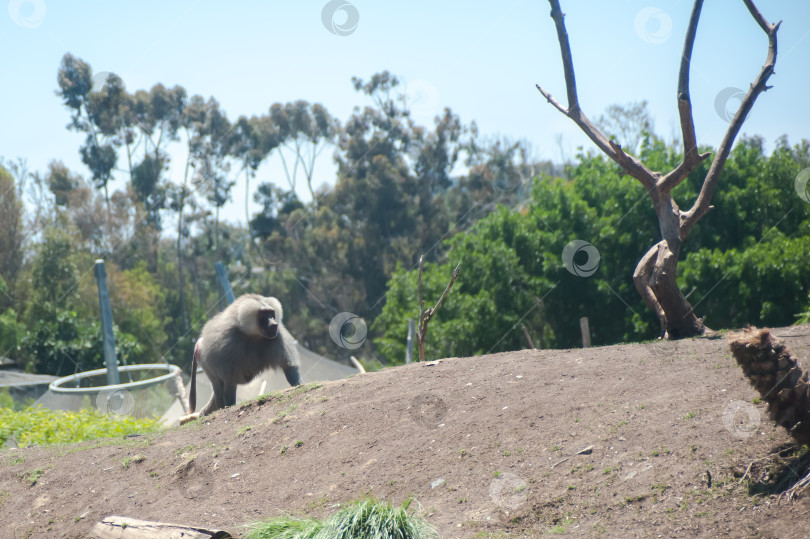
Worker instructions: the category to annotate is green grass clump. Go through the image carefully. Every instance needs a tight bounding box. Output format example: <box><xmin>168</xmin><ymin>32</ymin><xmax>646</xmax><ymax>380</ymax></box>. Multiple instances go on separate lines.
<box><xmin>245</xmin><ymin>517</ymin><xmax>323</xmax><ymax>538</ymax></box>
<box><xmin>245</xmin><ymin>498</ymin><xmax>438</xmax><ymax>539</ymax></box>
<box><xmin>0</xmin><ymin>406</ymin><xmax>158</xmax><ymax>448</ymax></box>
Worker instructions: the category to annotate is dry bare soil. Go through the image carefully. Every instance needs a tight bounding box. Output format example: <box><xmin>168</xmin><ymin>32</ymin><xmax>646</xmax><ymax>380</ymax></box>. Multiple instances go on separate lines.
<box><xmin>3</xmin><ymin>325</ymin><xmax>810</xmax><ymax>538</ymax></box>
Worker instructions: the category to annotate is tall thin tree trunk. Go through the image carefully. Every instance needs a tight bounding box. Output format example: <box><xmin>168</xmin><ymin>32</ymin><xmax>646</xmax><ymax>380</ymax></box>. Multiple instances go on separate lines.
<box><xmin>176</xmin><ymin>209</ymin><xmax>187</xmax><ymax>333</ymax></box>
<box><xmin>176</xmin><ymin>155</ymin><xmax>192</xmax><ymax>334</ymax></box>
<box><xmin>215</xmin><ymin>206</ymin><xmax>220</xmax><ymax>253</ymax></box>
<box><xmin>104</xmin><ymin>183</ymin><xmax>111</xmax><ymax>219</ymax></box>
<box><xmin>103</xmin><ymin>182</ymin><xmax>112</xmax><ymax>252</ymax></box>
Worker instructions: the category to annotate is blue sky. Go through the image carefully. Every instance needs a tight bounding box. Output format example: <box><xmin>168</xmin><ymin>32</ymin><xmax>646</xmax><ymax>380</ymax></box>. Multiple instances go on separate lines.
<box><xmin>2</xmin><ymin>0</ymin><xmax>808</xmax><ymax>226</ymax></box>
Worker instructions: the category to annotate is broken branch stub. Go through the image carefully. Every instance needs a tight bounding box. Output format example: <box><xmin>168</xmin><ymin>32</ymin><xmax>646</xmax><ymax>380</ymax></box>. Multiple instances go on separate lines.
<box><xmin>416</xmin><ymin>257</ymin><xmax>461</xmax><ymax>362</ymax></box>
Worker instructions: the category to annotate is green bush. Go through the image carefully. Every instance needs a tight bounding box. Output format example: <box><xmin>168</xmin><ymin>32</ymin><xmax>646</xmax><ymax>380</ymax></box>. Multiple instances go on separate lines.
<box><xmin>0</xmin><ymin>406</ymin><xmax>158</xmax><ymax>447</ymax></box>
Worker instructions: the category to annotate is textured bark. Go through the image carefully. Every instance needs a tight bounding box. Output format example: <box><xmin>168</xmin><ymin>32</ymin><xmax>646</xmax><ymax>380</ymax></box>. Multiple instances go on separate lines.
<box><xmin>728</xmin><ymin>327</ymin><xmax>810</xmax><ymax>445</ymax></box>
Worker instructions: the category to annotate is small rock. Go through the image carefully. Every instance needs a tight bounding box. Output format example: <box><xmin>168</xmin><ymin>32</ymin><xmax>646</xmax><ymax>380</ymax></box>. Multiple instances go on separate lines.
<box><xmin>577</xmin><ymin>445</ymin><xmax>593</xmax><ymax>455</ymax></box>
<box><xmin>230</xmin><ymin>473</ymin><xmax>240</xmax><ymax>479</ymax></box>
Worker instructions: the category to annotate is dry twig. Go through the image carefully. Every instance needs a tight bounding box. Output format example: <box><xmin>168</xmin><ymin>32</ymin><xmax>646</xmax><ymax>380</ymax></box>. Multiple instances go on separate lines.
<box><xmin>416</xmin><ymin>255</ymin><xmax>461</xmax><ymax>362</ymax></box>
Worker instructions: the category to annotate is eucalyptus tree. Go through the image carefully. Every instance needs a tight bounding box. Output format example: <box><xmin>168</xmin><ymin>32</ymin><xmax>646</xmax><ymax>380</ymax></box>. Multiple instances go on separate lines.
<box><xmin>267</xmin><ymin>100</ymin><xmax>339</xmax><ymax>202</ymax></box>
<box><xmin>56</xmin><ymin>54</ymin><xmax>125</xmax><ymax>213</ymax></box>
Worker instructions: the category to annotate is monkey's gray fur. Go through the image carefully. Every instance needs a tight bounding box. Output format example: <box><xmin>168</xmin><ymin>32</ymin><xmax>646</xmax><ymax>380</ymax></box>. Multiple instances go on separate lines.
<box><xmin>180</xmin><ymin>294</ymin><xmax>301</xmax><ymax>424</ymax></box>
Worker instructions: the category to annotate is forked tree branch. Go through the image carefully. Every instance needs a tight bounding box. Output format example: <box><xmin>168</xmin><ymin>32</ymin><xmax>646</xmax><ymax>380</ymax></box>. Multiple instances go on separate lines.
<box><xmin>682</xmin><ymin>0</ymin><xmax>779</xmax><ymax>234</ymax></box>
<box><xmin>658</xmin><ymin>0</ymin><xmax>712</xmax><ymax>192</ymax></box>
<box><xmin>536</xmin><ymin>0</ymin><xmax>657</xmax><ymax>190</ymax></box>
<box><xmin>538</xmin><ymin>0</ymin><xmax>778</xmax><ymax>220</ymax></box>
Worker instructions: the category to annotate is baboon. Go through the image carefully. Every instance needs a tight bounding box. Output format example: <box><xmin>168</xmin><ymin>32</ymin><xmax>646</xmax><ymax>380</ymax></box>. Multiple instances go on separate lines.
<box><xmin>179</xmin><ymin>294</ymin><xmax>301</xmax><ymax>424</ymax></box>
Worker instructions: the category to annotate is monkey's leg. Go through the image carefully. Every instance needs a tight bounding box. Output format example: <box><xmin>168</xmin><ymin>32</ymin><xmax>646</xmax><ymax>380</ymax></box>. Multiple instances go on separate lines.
<box><xmin>199</xmin><ymin>377</ymin><xmax>225</xmax><ymax>416</ymax></box>
<box><xmin>283</xmin><ymin>366</ymin><xmax>302</xmax><ymax>387</ymax></box>
<box><xmin>222</xmin><ymin>383</ymin><xmax>237</xmax><ymax>407</ymax></box>
<box><xmin>179</xmin><ymin>389</ymin><xmax>218</xmax><ymax>424</ymax></box>
<box><xmin>179</xmin><ymin>386</ymin><xmax>220</xmax><ymax>425</ymax></box>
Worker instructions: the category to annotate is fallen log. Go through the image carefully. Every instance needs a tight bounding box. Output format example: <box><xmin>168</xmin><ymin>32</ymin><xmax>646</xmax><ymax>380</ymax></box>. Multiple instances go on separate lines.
<box><xmin>728</xmin><ymin>326</ymin><xmax>810</xmax><ymax>444</ymax></box>
<box><xmin>89</xmin><ymin>515</ymin><xmax>231</xmax><ymax>539</ymax></box>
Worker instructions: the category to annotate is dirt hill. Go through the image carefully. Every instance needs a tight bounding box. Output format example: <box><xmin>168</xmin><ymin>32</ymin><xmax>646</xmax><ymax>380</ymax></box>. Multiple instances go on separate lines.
<box><xmin>3</xmin><ymin>326</ymin><xmax>810</xmax><ymax>538</ymax></box>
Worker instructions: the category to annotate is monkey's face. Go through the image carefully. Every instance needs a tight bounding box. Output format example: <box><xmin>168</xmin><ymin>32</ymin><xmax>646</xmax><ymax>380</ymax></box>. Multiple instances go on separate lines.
<box><xmin>259</xmin><ymin>308</ymin><xmax>279</xmax><ymax>339</ymax></box>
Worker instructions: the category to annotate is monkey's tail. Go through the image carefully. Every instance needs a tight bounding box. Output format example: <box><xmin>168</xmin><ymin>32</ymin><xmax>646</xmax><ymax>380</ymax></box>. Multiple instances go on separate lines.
<box><xmin>189</xmin><ymin>339</ymin><xmax>201</xmax><ymax>413</ymax></box>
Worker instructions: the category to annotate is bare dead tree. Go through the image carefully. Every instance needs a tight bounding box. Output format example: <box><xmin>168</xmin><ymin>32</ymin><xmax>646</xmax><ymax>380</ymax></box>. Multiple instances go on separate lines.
<box><xmin>521</xmin><ymin>323</ymin><xmax>536</xmax><ymax>350</ymax></box>
<box><xmin>537</xmin><ymin>0</ymin><xmax>780</xmax><ymax>339</ymax></box>
<box><xmin>416</xmin><ymin>255</ymin><xmax>461</xmax><ymax>362</ymax></box>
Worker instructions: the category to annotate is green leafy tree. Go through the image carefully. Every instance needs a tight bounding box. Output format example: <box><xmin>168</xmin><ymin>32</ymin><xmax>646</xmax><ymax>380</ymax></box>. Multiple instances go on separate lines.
<box><xmin>43</xmin><ymin>160</ymin><xmax>81</xmax><ymax>207</ymax></box>
<box><xmin>0</xmin><ymin>165</ymin><xmax>24</xmax><ymax>311</ymax></box>
<box><xmin>375</xmin><ymin>131</ymin><xmax>810</xmax><ymax>360</ymax></box>
<box><xmin>20</xmin><ymin>310</ymin><xmax>142</xmax><ymax>376</ymax></box>
<box><xmin>0</xmin><ymin>278</ymin><xmax>21</xmax><ymax>360</ymax></box>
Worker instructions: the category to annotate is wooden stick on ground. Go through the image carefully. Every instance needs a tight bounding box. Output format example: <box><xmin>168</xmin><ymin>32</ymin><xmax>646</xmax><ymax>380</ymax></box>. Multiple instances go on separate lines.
<box><xmin>89</xmin><ymin>515</ymin><xmax>231</xmax><ymax>538</ymax></box>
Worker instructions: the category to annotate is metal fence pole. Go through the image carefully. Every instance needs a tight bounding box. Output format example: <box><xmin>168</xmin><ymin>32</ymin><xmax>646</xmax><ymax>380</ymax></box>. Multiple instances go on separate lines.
<box><xmin>94</xmin><ymin>260</ymin><xmax>119</xmax><ymax>385</ymax></box>
<box><xmin>215</xmin><ymin>261</ymin><xmax>236</xmax><ymax>306</ymax></box>
<box><xmin>406</xmin><ymin>319</ymin><xmax>415</xmax><ymax>364</ymax></box>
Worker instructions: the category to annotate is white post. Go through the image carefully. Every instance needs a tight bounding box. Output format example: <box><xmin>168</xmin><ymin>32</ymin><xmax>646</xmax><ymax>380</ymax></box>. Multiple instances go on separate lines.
<box><xmin>580</xmin><ymin>316</ymin><xmax>591</xmax><ymax>348</ymax></box>
<box><xmin>406</xmin><ymin>319</ymin><xmax>415</xmax><ymax>364</ymax></box>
